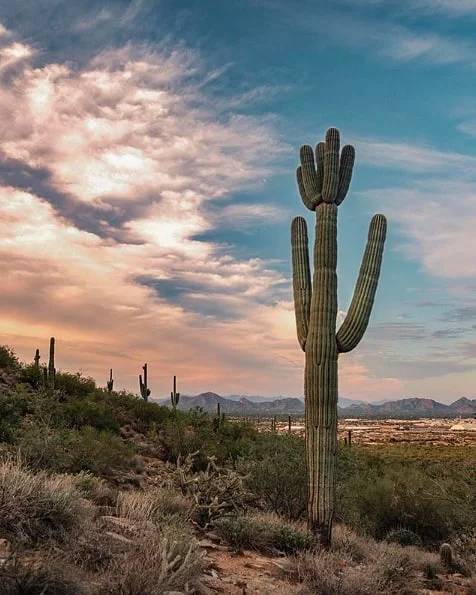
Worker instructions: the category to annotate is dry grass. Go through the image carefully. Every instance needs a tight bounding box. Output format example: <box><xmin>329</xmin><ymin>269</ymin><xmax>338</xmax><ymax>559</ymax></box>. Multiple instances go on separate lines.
<box><xmin>214</xmin><ymin>511</ymin><xmax>314</xmax><ymax>554</ymax></box>
<box><xmin>0</xmin><ymin>456</ymin><xmax>92</xmax><ymax>545</ymax></box>
<box><xmin>99</xmin><ymin>525</ymin><xmax>205</xmax><ymax>594</ymax></box>
<box><xmin>0</xmin><ymin>555</ymin><xmax>88</xmax><ymax>595</ymax></box>
<box><xmin>116</xmin><ymin>485</ymin><xmax>192</xmax><ymax>524</ymax></box>
<box><xmin>281</xmin><ymin>524</ymin><xmax>443</xmax><ymax>595</ymax></box>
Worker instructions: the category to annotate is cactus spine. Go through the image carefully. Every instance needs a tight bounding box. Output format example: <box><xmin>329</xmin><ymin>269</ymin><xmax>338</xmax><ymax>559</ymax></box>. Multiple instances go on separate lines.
<box><xmin>171</xmin><ymin>375</ymin><xmax>180</xmax><ymax>411</ymax></box>
<box><xmin>292</xmin><ymin>127</ymin><xmax>387</xmax><ymax>547</ymax></box>
<box><xmin>139</xmin><ymin>363</ymin><xmax>151</xmax><ymax>402</ymax></box>
<box><xmin>107</xmin><ymin>369</ymin><xmax>114</xmax><ymax>393</ymax></box>
<box><xmin>47</xmin><ymin>337</ymin><xmax>55</xmax><ymax>392</ymax></box>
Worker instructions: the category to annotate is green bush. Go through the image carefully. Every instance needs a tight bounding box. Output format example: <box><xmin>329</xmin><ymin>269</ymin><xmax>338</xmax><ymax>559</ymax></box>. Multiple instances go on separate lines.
<box><xmin>239</xmin><ymin>433</ymin><xmax>307</xmax><ymax>520</ymax></box>
<box><xmin>62</xmin><ymin>398</ymin><xmax>120</xmax><ymax>433</ymax></box>
<box><xmin>336</xmin><ymin>451</ymin><xmax>475</xmax><ymax>545</ymax></box>
<box><xmin>0</xmin><ymin>345</ymin><xmax>19</xmax><ymax>370</ymax></box>
<box><xmin>214</xmin><ymin>513</ymin><xmax>313</xmax><ymax>554</ymax></box>
<box><xmin>0</xmin><ymin>391</ymin><xmax>30</xmax><ymax>442</ymax></box>
<box><xmin>18</xmin><ymin>363</ymin><xmax>43</xmax><ymax>389</ymax></box>
<box><xmin>15</xmin><ymin>425</ymin><xmax>134</xmax><ymax>476</ymax></box>
<box><xmin>55</xmin><ymin>371</ymin><xmax>96</xmax><ymax>399</ymax></box>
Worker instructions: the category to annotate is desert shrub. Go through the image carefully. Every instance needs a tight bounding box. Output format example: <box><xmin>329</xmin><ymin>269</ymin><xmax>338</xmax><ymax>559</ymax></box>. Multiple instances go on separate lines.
<box><xmin>54</xmin><ymin>371</ymin><xmax>96</xmax><ymax>399</ymax></box>
<box><xmin>385</xmin><ymin>527</ymin><xmax>423</xmax><ymax>547</ymax></box>
<box><xmin>90</xmin><ymin>390</ymin><xmax>171</xmax><ymax>434</ymax></box>
<box><xmin>116</xmin><ymin>486</ymin><xmax>192</xmax><ymax>525</ymax></box>
<box><xmin>0</xmin><ymin>391</ymin><xmax>31</xmax><ymax>442</ymax></box>
<box><xmin>0</xmin><ymin>457</ymin><xmax>90</xmax><ymax>545</ymax></box>
<box><xmin>100</xmin><ymin>525</ymin><xmax>205</xmax><ymax>595</ymax></box>
<box><xmin>0</xmin><ymin>345</ymin><xmax>19</xmax><ymax>370</ymax></box>
<box><xmin>162</xmin><ymin>409</ymin><xmax>257</xmax><ymax>470</ymax></box>
<box><xmin>214</xmin><ymin>512</ymin><xmax>314</xmax><ymax>554</ymax></box>
<box><xmin>337</xmin><ymin>465</ymin><xmax>464</xmax><ymax>544</ymax></box>
<box><xmin>283</xmin><ymin>527</ymin><xmax>441</xmax><ymax>595</ymax></box>
<box><xmin>240</xmin><ymin>433</ymin><xmax>307</xmax><ymax>519</ymax></box>
<box><xmin>173</xmin><ymin>452</ymin><xmax>252</xmax><ymax>527</ymax></box>
<box><xmin>15</xmin><ymin>424</ymin><xmax>134</xmax><ymax>476</ymax></box>
<box><xmin>18</xmin><ymin>362</ymin><xmax>43</xmax><ymax>389</ymax></box>
<box><xmin>0</xmin><ymin>556</ymin><xmax>86</xmax><ymax>595</ymax></box>
<box><xmin>62</xmin><ymin>398</ymin><xmax>120</xmax><ymax>433</ymax></box>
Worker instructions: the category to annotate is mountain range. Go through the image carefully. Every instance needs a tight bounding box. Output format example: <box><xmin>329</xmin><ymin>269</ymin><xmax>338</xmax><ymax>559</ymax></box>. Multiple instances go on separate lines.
<box><xmin>155</xmin><ymin>393</ymin><xmax>476</xmax><ymax>418</ymax></box>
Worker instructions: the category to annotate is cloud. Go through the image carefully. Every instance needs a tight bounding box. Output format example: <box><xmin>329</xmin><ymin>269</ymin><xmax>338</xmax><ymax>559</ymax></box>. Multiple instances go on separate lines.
<box><xmin>354</xmin><ymin>137</ymin><xmax>476</xmax><ymax>175</ymax></box>
<box><xmin>260</xmin><ymin>1</ymin><xmax>476</xmax><ymax>68</ymax></box>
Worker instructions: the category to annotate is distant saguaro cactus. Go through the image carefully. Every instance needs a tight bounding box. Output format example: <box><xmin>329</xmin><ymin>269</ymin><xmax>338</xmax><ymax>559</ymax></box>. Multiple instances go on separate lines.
<box><xmin>139</xmin><ymin>363</ymin><xmax>151</xmax><ymax>402</ymax></box>
<box><xmin>171</xmin><ymin>375</ymin><xmax>180</xmax><ymax>411</ymax></box>
<box><xmin>107</xmin><ymin>369</ymin><xmax>114</xmax><ymax>393</ymax></box>
<box><xmin>47</xmin><ymin>337</ymin><xmax>56</xmax><ymax>392</ymax></box>
<box><xmin>291</xmin><ymin>127</ymin><xmax>387</xmax><ymax>547</ymax></box>
<box><xmin>34</xmin><ymin>349</ymin><xmax>40</xmax><ymax>369</ymax></box>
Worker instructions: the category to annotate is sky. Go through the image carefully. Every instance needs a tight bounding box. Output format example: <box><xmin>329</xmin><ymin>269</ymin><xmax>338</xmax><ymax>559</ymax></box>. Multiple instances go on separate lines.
<box><xmin>1</xmin><ymin>0</ymin><xmax>476</xmax><ymax>403</ymax></box>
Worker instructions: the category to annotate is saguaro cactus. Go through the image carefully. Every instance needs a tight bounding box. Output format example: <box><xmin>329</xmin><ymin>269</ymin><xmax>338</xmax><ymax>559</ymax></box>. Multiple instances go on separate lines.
<box><xmin>107</xmin><ymin>369</ymin><xmax>114</xmax><ymax>393</ymax></box>
<box><xmin>171</xmin><ymin>375</ymin><xmax>180</xmax><ymax>411</ymax></box>
<box><xmin>34</xmin><ymin>349</ymin><xmax>40</xmax><ymax>369</ymax></box>
<box><xmin>291</xmin><ymin>127</ymin><xmax>387</xmax><ymax>547</ymax></box>
<box><xmin>139</xmin><ymin>363</ymin><xmax>151</xmax><ymax>402</ymax></box>
<box><xmin>48</xmin><ymin>337</ymin><xmax>56</xmax><ymax>392</ymax></box>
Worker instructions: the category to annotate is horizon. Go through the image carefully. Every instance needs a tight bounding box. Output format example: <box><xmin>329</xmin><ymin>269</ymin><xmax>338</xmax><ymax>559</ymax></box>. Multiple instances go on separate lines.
<box><xmin>3</xmin><ymin>1</ymin><xmax>476</xmax><ymax>403</ymax></box>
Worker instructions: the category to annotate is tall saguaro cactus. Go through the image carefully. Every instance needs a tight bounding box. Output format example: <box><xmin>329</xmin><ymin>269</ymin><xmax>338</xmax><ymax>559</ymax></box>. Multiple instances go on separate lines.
<box><xmin>107</xmin><ymin>369</ymin><xmax>114</xmax><ymax>393</ymax></box>
<box><xmin>48</xmin><ymin>337</ymin><xmax>56</xmax><ymax>392</ymax></box>
<box><xmin>171</xmin><ymin>375</ymin><xmax>180</xmax><ymax>411</ymax></box>
<box><xmin>139</xmin><ymin>363</ymin><xmax>151</xmax><ymax>402</ymax></box>
<box><xmin>291</xmin><ymin>127</ymin><xmax>387</xmax><ymax>547</ymax></box>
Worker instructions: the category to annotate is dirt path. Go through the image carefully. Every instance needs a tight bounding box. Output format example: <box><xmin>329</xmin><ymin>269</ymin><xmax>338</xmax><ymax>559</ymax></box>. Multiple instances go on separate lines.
<box><xmin>199</xmin><ymin>545</ymin><xmax>301</xmax><ymax>594</ymax></box>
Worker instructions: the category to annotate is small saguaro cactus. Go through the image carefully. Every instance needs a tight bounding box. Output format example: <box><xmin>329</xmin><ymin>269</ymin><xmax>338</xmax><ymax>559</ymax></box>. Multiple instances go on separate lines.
<box><xmin>139</xmin><ymin>363</ymin><xmax>151</xmax><ymax>402</ymax></box>
<box><xmin>288</xmin><ymin>415</ymin><xmax>292</xmax><ymax>434</ymax></box>
<box><xmin>440</xmin><ymin>543</ymin><xmax>453</xmax><ymax>568</ymax></box>
<box><xmin>107</xmin><ymin>369</ymin><xmax>114</xmax><ymax>393</ymax></box>
<box><xmin>34</xmin><ymin>349</ymin><xmax>40</xmax><ymax>369</ymax></box>
<box><xmin>47</xmin><ymin>337</ymin><xmax>56</xmax><ymax>392</ymax></box>
<box><xmin>171</xmin><ymin>375</ymin><xmax>180</xmax><ymax>411</ymax></box>
<box><xmin>291</xmin><ymin>127</ymin><xmax>387</xmax><ymax>547</ymax></box>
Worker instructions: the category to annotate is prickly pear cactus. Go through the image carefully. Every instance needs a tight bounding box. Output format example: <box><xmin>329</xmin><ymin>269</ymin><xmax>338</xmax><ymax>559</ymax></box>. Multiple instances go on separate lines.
<box><xmin>291</xmin><ymin>127</ymin><xmax>387</xmax><ymax>547</ymax></box>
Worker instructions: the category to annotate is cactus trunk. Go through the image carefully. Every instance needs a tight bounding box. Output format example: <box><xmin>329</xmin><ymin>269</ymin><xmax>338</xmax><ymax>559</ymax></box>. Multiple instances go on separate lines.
<box><xmin>304</xmin><ymin>203</ymin><xmax>338</xmax><ymax>546</ymax></box>
<box><xmin>48</xmin><ymin>337</ymin><xmax>55</xmax><ymax>392</ymax></box>
<box><xmin>139</xmin><ymin>363</ymin><xmax>151</xmax><ymax>401</ymax></box>
<box><xmin>171</xmin><ymin>375</ymin><xmax>180</xmax><ymax>410</ymax></box>
<box><xmin>292</xmin><ymin>128</ymin><xmax>386</xmax><ymax>547</ymax></box>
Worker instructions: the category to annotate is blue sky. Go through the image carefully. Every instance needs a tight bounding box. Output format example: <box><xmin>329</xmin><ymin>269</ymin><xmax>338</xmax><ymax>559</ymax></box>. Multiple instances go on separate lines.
<box><xmin>1</xmin><ymin>0</ymin><xmax>476</xmax><ymax>402</ymax></box>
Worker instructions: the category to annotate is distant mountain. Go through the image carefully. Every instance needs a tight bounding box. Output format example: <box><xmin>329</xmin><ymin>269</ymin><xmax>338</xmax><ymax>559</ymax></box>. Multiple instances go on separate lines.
<box><xmin>157</xmin><ymin>392</ymin><xmax>305</xmax><ymax>414</ymax></box>
<box><xmin>340</xmin><ymin>397</ymin><xmax>476</xmax><ymax>419</ymax></box>
<box><xmin>338</xmin><ymin>397</ymin><xmax>366</xmax><ymax>408</ymax></box>
<box><xmin>156</xmin><ymin>393</ymin><xmax>476</xmax><ymax>418</ymax></box>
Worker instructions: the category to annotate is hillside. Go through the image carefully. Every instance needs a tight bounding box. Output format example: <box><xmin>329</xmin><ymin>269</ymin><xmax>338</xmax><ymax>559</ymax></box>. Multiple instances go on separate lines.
<box><xmin>0</xmin><ymin>345</ymin><xmax>475</xmax><ymax>594</ymax></box>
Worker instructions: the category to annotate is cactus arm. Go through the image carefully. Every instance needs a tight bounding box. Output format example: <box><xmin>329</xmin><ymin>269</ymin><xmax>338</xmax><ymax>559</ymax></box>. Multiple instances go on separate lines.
<box><xmin>336</xmin><ymin>214</ymin><xmax>387</xmax><ymax>353</ymax></box>
<box><xmin>322</xmin><ymin>128</ymin><xmax>340</xmax><ymax>203</ymax></box>
<box><xmin>299</xmin><ymin>144</ymin><xmax>325</xmax><ymax>210</ymax></box>
<box><xmin>291</xmin><ymin>216</ymin><xmax>312</xmax><ymax>351</ymax></box>
<box><xmin>335</xmin><ymin>145</ymin><xmax>355</xmax><ymax>205</ymax></box>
